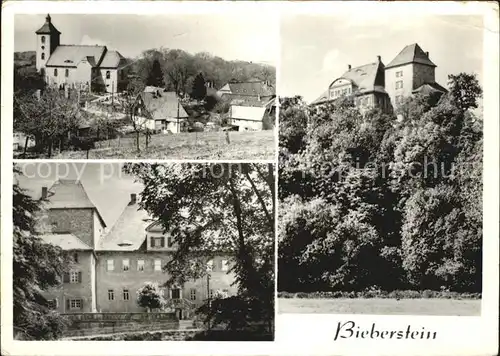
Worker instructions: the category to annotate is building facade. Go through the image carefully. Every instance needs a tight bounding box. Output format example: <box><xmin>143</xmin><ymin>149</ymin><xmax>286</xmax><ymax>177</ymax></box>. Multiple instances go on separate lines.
<box><xmin>312</xmin><ymin>43</ymin><xmax>447</xmax><ymax>113</ymax></box>
<box><xmin>40</xmin><ymin>180</ymin><xmax>237</xmax><ymax>319</ymax></box>
<box><xmin>35</xmin><ymin>14</ymin><xmax>129</xmax><ymax>94</ymax></box>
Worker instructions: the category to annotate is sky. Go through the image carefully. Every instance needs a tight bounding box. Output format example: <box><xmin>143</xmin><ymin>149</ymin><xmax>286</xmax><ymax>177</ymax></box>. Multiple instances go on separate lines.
<box><xmin>280</xmin><ymin>15</ymin><xmax>484</xmax><ymax>102</ymax></box>
<box><xmin>14</xmin><ymin>13</ymin><xmax>277</xmax><ymax>65</ymax></box>
<box><xmin>16</xmin><ymin>163</ymin><xmax>141</xmax><ymax>229</ymax></box>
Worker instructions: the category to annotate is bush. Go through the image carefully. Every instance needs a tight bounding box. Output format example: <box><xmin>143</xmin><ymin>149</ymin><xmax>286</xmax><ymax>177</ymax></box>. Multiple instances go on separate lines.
<box><xmin>278</xmin><ymin>290</ymin><xmax>481</xmax><ymax>300</ymax></box>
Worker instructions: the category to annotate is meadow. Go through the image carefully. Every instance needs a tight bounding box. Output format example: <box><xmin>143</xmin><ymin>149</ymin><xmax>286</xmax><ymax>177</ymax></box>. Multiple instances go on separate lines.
<box><xmin>54</xmin><ymin>130</ymin><xmax>276</xmax><ymax>160</ymax></box>
<box><xmin>278</xmin><ymin>298</ymin><xmax>481</xmax><ymax>316</ymax></box>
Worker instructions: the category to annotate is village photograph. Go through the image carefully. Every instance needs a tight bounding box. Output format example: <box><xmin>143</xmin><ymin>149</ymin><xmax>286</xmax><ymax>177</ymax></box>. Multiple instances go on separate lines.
<box><xmin>278</xmin><ymin>14</ymin><xmax>484</xmax><ymax>315</ymax></box>
<box><xmin>13</xmin><ymin>162</ymin><xmax>275</xmax><ymax>340</ymax></box>
<box><xmin>13</xmin><ymin>14</ymin><xmax>276</xmax><ymax>159</ymax></box>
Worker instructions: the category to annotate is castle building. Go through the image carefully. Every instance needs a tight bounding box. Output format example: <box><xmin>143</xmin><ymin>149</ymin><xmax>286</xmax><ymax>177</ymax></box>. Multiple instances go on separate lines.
<box><xmin>35</xmin><ymin>14</ymin><xmax>129</xmax><ymax>94</ymax></box>
<box><xmin>312</xmin><ymin>43</ymin><xmax>447</xmax><ymax>112</ymax></box>
<box><xmin>40</xmin><ymin>180</ymin><xmax>236</xmax><ymax>319</ymax></box>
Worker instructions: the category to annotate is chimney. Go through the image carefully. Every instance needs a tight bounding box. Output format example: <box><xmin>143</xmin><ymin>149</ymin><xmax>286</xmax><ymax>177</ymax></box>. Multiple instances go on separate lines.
<box><xmin>377</xmin><ymin>55</ymin><xmax>381</xmax><ymax>62</ymax></box>
<box><xmin>425</xmin><ymin>51</ymin><xmax>429</xmax><ymax>58</ymax></box>
<box><xmin>129</xmin><ymin>193</ymin><xmax>137</xmax><ymax>205</ymax></box>
<box><xmin>41</xmin><ymin>187</ymin><xmax>48</xmax><ymax>200</ymax></box>
<box><xmin>348</xmin><ymin>64</ymin><xmax>352</xmax><ymax>71</ymax></box>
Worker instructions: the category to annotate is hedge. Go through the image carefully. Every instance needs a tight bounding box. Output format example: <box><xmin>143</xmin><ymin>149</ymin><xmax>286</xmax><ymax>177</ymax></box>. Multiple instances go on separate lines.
<box><xmin>277</xmin><ymin>290</ymin><xmax>482</xmax><ymax>300</ymax></box>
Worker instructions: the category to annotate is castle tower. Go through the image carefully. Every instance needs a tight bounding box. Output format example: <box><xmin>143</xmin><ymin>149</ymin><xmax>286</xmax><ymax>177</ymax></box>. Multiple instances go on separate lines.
<box><xmin>385</xmin><ymin>43</ymin><xmax>437</xmax><ymax>108</ymax></box>
<box><xmin>35</xmin><ymin>14</ymin><xmax>61</xmax><ymax>72</ymax></box>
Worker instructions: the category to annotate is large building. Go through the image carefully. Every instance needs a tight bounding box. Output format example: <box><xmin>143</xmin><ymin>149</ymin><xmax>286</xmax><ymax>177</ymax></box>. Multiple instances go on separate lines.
<box><xmin>35</xmin><ymin>14</ymin><xmax>129</xmax><ymax>94</ymax></box>
<box><xmin>312</xmin><ymin>43</ymin><xmax>447</xmax><ymax>113</ymax></box>
<box><xmin>40</xmin><ymin>180</ymin><xmax>236</xmax><ymax>319</ymax></box>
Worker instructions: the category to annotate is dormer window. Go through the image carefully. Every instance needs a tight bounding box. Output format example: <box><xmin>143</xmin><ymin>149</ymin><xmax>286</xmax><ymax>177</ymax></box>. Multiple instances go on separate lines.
<box><xmin>41</xmin><ymin>36</ymin><xmax>46</xmax><ymax>44</ymax></box>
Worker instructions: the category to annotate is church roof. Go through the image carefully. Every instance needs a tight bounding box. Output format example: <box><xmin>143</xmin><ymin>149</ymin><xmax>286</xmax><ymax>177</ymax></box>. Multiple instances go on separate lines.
<box><xmin>45</xmin><ymin>45</ymin><xmax>108</xmax><ymax>68</ymax></box>
<box><xmin>386</xmin><ymin>43</ymin><xmax>436</xmax><ymax>69</ymax></box>
<box><xmin>35</xmin><ymin>14</ymin><xmax>61</xmax><ymax>35</ymax></box>
<box><xmin>99</xmin><ymin>50</ymin><xmax>127</xmax><ymax>68</ymax></box>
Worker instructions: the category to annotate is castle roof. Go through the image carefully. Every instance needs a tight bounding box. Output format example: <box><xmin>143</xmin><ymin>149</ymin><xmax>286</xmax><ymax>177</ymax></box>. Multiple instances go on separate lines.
<box><xmin>98</xmin><ymin>200</ymin><xmax>152</xmax><ymax>251</ymax></box>
<box><xmin>45</xmin><ymin>45</ymin><xmax>108</xmax><ymax>68</ymax></box>
<box><xmin>42</xmin><ymin>233</ymin><xmax>93</xmax><ymax>251</ymax></box>
<box><xmin>35</xmin><ymin>14</ymin><xmax>61</xmax><ymax>35</ymax></box>
<box><xmin>336</xmin><ymin>61</ymin><xmax>387</xmax><ymax>95</ymax></box>
<box><xmin>386</xmin><ymin>43</ymin><xmax>436</xmax><ymax>69</ymax></box>
<box><xmin>413</xmin><ymin>82</ymin><xmax>448</xmax><ymax>95</ymax></box>
<box><xmin>45</xmin><ymin>179</ymin><xmax>106</xmax><ymax>227</ymax></box>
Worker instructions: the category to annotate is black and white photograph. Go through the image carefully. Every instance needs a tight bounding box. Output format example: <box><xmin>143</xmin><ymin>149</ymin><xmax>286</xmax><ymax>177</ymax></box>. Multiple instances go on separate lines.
<box><xmin>278</xmin><ymin>14</ymin><xmax>485</xmax><ymax>315</ymax></box>
<box><xmin>13</xmin><ymin>13</ymin><xmax>277</xmax><ymax>160</ymax></box>
<box><xmin>12</xmin><ymin>162</ymin><xmax>275</xmax><ymax>340</ymax></box>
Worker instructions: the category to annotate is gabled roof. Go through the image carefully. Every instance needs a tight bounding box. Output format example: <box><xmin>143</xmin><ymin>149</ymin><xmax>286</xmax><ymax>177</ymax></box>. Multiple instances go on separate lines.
<box><xmin>35</xmin><ymin>14</ymin><xmax>61</xmax><ymax>35</ymax></box>
<box><xmin>46</xmin><ymin>45</ymin><xmax>107</xmax><ymax>68</ymax></box>
<box><xmin>333</xmin><ymin>61</ymin><xmax>387</xmax><ymax>95</ymax></box>
<box><xmin>230</xmin><ymin>105</ymin><xmax>267</xmax><ymax>122</ymax></box>
<box><xmin>42</xmin><ymin>233</ymin><xmax>93</xmax><ymax>251</ymax></box>
<box><xmin>223</xmin><ymin>79</ymin><xmax>275</xmax><ymax>97</ymax></box>
<box><xmin>386</xmin><ymin>43</ymin><xmax>436</xmax><ymax>69</ymax></box>
<box><xmin>99</xmin><ymin>50</ymin><xmax>127</xmax><ymax>68</ymax></box>
<box><xmin>412</xmin><ymin>82</ymin><xmax>448</xmax><ymax>95</ymax></box>
<box><xmin>140</xmin><ymin>91</ymin><xmax>189</xmax><ymax>120</ymax></box>
<box><xmin>98</xmin><ymin>201</ymin><xmax>152</xmax><ymax>251</ymax></box>
<box><xmin>45</xmin><ymin>179</ymin><xmax>106</xmax><ymax>227</ymax></box>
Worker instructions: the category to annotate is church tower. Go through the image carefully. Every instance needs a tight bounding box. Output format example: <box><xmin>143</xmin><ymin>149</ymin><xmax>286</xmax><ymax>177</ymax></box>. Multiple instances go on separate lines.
<box><xmin>35</xmin><ymin>14</ymin><xmax>61</xmax><ymax>72</ymax></box>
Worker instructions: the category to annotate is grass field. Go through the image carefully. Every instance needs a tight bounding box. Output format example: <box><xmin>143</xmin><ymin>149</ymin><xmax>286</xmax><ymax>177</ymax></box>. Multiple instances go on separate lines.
<box><xmin>54</xmin><ymin>130</ymin><xmax>275</xmax><ymax>160</ymax></box>
<box><xmin>278</xmin><ymin>298</ymin><xmax>481</xmax><ymax>316</ymax></box>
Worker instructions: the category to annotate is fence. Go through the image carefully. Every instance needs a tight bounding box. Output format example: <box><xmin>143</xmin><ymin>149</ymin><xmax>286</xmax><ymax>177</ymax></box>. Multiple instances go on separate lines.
<box><xmin>61</xmin><ymin>312</ymin><xmax>179</xmax><ymax>337</ymax></box>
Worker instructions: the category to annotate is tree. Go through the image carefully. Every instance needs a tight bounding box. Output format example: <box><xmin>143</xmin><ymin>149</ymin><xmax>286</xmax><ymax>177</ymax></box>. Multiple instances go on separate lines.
<box><xmin>117</xmin><ymin>78</ymin><xmax>146</xmax><ymax>152</ymax></box>
<box><xmin>447</xmin><ymin>73</ymin><xmax>482</xmax><ymax>112</ymax></box>
<box><xmin>13</xmin><ymin>165</ymin><xmax>70</xmax><ymax>340</ymax></box>
<box><xmin>146</xmin><ymin>59</ymin><xmax>165</xmax><ymax>88</ymax></box>
<box><xmin>123</xmin><ymin>163</ymin><xmax>275</xmax><ymax>333</ymax></box>
<box><xmin>136</xmin><ymin>282</ymin><xmax>166</xmax><ymax>312</ymax></box>
<box><xmin>191</xmin><ymin>72</ymin><xmax>207</xmax><ymax>100</ymax></box>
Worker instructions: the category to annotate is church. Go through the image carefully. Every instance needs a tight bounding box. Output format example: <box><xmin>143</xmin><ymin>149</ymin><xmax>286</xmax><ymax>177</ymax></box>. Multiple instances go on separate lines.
<box><xmin>312</xmin><ymin>43</ymin><xmax>448</xmax><ymax>113</ymax></box>
<box><xmin>35</xmin><ymin>14</ymin><xmax>129</xmax><ymax>94</ymax></box>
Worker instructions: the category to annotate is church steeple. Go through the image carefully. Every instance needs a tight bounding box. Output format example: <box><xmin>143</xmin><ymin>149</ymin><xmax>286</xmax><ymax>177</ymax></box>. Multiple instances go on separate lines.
<box><xmin>35</xmin><ymin>14</ymin><xmax>61</xmax><ymax>72</ymax></box>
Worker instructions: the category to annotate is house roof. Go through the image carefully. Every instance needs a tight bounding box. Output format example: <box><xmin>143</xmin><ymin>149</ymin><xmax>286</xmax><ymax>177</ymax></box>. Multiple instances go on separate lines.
<box><xmin>99</xmin><ymin>50</ymin><xmax>126</xmax><ymax>68</ymax></box>
<box><xmin>35</xmin><ymin>14</ymin><xmax>61</xmax><ymax>35</ymax></box>
<box><xmin>412</xmin><ymin>82</ymin><xmax>448</xmax><ymax>95</ymax></box>
<box><xmin>45</xmin><ymin>45</ymin><xmax>107</xmax><ymax>68</ymax></box>
<box><xmin>311</xmin><ymin>89</ymin><xmax>330</xmax><ymax>105</ymax></box>
<box><xmin>42</xmin><ymin>233</ymin><xmax>93</xmax><ymax>251</ymax></box>
<box><xmin>335</xmin><ymin>62</ymin><xmax>387</xmax><ymax>95</ymax></box>
<box><xmin>140</xmin><ymin>91</ymin><xmax>189</xmax><ymax>120</ymax></box>
<box><xmin>45</xmin><ymin>179</ymin><xmax>106</xmax><ymax>227</ymax></box>
<box><xmin>386</xmin><ymin>43</ymin><xmax>437</xmax><ymax>69</ymax></box>
<box><xmin>224</xmin><ymin>80</ymin><xmax>275</xmax><ymax>97</ymax></box>
<box><xmin>230</xmin><ymin>105</ymin><xmax>267</xmax><ymax>122</ymax></box>
<box><xmin>98</xmin><ymin>202</ymin><xmax>152</xmax><ymax>251</ymax></box>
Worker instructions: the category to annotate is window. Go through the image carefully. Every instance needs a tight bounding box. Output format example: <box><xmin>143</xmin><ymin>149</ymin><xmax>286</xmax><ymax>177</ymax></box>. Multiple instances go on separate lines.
<box><xmin>107</xmin><ymin>259</ymin><xmax>114</xmax><ymax>271</ymax></box>
<box><xmin>154</xmin><ymin>259</ymin><xmax>162</xmax><ymax>271</ymax></box>
<box><xmin>47</xmin><ymin>299</ymin><xmax>58</xmax><ymax>309</ymax></box>
<box><xmin>137</xmin><ymin>259</ymin><xmax>145</xmax><ymax>271</ymax></box>
<box><xmin>206</xmin><ymin>259</ymin><xmax>214</xmax><ymax>272</ymax></box>
<box><xmin>69</xmin><ymin>299</ymin><xmax>81</xmax><ymax>310</ymax></box>
<box><xmin>151</xmin><ymin>236</ymin><xmax>164</xmax><ymax>248</ymax></box>
<box><xmin>396</xmin><ymin>80</ymin><xmax>403</xmax><ymax>89</ymax></box>
<box><xmin>69</xmin><ymin>271</ymin><xmax>80</xmax><ymax>283</ymax></box>
<box><xmin>41</xmin><ymin>53</ymin><xmax>45</xmax><ymax>60</ymax></box>
<box><xmin>106</xmin><ymin>71</ymin><xmax>111</xmax><ymax>79</ymax></box>
<box><xmin>221</xmin><ymin>259</ymin><xmax>229</xmax><ymax>272</ymax></box>
<box><xmin>65</xmin><ymin>69</ymin><xmax>69</xmax><ymax>77</ymax></box>
<box><xmin>396</xmin><ymin>71</ymin><xmax>403</xmax><ymax>77</ymax></box>
<box><xmin>54</xmin><ymin>68</ymin><xmax>58</xmax><ymax>77</ymax></box>
<box><xmin>123</xmin><ymin>289</ymin><xmax>130</xmax><ymax>301</ymax></box>
<box><xmin>209</xmin><ymin>289</ymin><xmax>214</xmax><ymax>299</ymax></box>
<box><xmin>190</xmin><ymin>289</ymin><xmax>196</xmax><ymax>301</ymax></box>
<box><xmin>41</xmin><ymin>36</ymin><xmax>45</xmax><ymax>43</ymax></box>
<box><xmin>108</xmin><ymin>289</ymin><xmax>114</xmax><ymax>301</ymax></box>
<box><xmin>171</xmin><ymin>288</ymin><xmax>181</xmax><ymax>299</ymax></box>
<box><xmin>122</xmin><ymin>259</ymin><xmax>130</xmax><ymax>271</ymax></box>
<box><xmin>73</xmin><ymin>253</ymin><xmax>78</xmax><ymax>263</ymax></box>
<box><xmin>167</xmin><ymin>236</ymin><xmax>174</xmax><ymax>248</ymax></box>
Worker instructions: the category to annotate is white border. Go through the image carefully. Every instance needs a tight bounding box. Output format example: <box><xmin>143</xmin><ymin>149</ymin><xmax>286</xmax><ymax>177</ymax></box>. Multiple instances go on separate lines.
<box><xmin>2</xmin><ymin>1</ymin><xmax>499</xmax><ymax>356</ymax></box>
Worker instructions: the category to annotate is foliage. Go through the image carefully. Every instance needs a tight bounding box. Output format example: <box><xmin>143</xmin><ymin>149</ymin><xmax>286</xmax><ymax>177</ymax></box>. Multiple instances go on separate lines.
<box><xmin>278</xmin><ymin>73</ymin><xmax>483</xmax><ymax>294</ymax></box>
<box><xmin>191</xmin><ymin>72</ymin><xmax>207</xmax><ymax>100</ymax></box>
<box><xmin>277</xmin><ymin>290</ymin><xmax>481</xmax><ymax>300</ymax></box>
<box><xmin>13</xmin><ymin>166</ymin><xmax>70</xmax><ymax>340</ymax></box>
<box><xmin>123</xmin><ymin>163</ymin><xmax>275</xmax><ymax>332</ymax></box>
<box><xmin>136</xmin><ymin>282</ymin><xmax>166</xmax><ymax>311</ymax></box>
<box><xmin>146</xmin><ymin>59</ymin><xmax>165</xmax><ymax>88</ymax></box>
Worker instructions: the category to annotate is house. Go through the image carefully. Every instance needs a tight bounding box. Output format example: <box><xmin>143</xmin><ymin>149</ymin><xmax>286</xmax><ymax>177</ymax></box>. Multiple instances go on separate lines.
<box><xmin>134</xmin><ymin>88</ymin><xmax>190</xmax><ymax>133</ymax></box>
<box><xmin>229</xmin><ymin>98</ymin><xmax>276</xmax><ymax>131</ymax></box>
<box><xmin>35</xmin><ymin>14</ymin><xmax>129</xmax><ymax>94</ymax></box>
<box><xmin>312</xmin><ymin>43</ymin><xmax>447</xmax><ymax>113</ymax></box>
<box><xmin>39</xmin><ymin>180</ymin><xmax>236</xmax><ymax>319</ymax></box>
<box><xmin>217</xmin><ymin>78</ymin><xmax>275</xmax><ymax>107</ymax></box>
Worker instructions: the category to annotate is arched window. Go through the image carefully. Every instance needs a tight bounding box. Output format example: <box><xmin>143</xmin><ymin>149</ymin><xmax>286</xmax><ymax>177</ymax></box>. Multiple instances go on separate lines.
<box><xmin>54</xmin><ymin>68</ymin><xmax>58</xmax><ymax>77</ymax></box>
<box><xmin>106</xmin><ymin>71</ymin><xmax>111</xmax><ymax>79</ymax></box>
<box><xmin>41</xmin><ymin>36</ymin><xmax>46</xmax><ymax>43</ymax></box>
<box><xmin>65</xmin><ymin>69</ymin><xmax>69</xmax><ymax>77</ymax></box>
<box><xmin>41</xmin><ymin>53</ymin><xmax>45</xmax><ymax>60</ymax></box>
